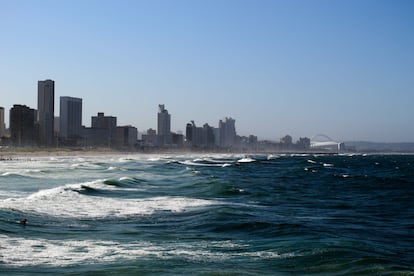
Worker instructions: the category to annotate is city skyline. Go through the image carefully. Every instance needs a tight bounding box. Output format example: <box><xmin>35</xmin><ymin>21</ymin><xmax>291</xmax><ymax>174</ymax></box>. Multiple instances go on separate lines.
<box><xmin>0</xmin><ymin>79</ymin><xmax>291</xmax><ymax>144</ymax></box>
<box><xmin>1</xmin><ymin>0</ymin><xmax>413</xmax><ymax>142</ymax></box>
<box><xmin>3</xmin><ymin>79</ymin><xmax>270</xmax><ymax>150</ymax></box>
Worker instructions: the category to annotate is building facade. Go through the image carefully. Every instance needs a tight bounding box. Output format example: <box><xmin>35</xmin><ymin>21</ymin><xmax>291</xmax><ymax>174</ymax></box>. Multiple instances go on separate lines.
<box><xmin>92</xmin><ymin>112</ymin><xmax>116</xmax><ymax>129</ymax></box>
<box><xmin>218</xmin><ymin>117</ymin><xmax>236</xmax><ymax>148</ymax></box>
<box><xmin>114</xmin><ymin>126</ymin><xmax>138</xmax><ymax>148</ymax></box>
<box><xmin>82</xmin><ymin>112</ymin><xmax>117</xmax><ymax>146</ymax></box>
<box><xmin>81</xmin><ymin>127</ymin><xmax>110</xmax><ymax>147</ymax></box>
<box><xmin>296</xmin><ymin>137</ymin><xmax>310</xmax><ymax>150</ymax></box>
<box><xmin>157</xmin><ymin>104</ymin><xmax>171</xmax><ymax>146</ymax></box>
<box><xmin>60</xmin><ymin>96</ymin><xmax>82</xmax><ymax>141</ymax></box>
<box><xmin>280</xmin><ymin>135</ymin><xmax>293</xmax><ymax>148</ymax></box>
<box><xmin>38</xmin><ymin>79</ymin><xmax>55</xmax><ymax>146</ymax></box>
<box><xmin>186</xmin><ymin>121</ymin><xmax>215</xmax><ymax>148</ymax></box>
<box><xmin>10</xmin><ymin>105</ymin><xmax>37</xmax><ymax>146</ymax></box>
<box><xmin>141</xmin><ymin>128</ymin><xmax>157</xmax><ymax>147</ymax></box>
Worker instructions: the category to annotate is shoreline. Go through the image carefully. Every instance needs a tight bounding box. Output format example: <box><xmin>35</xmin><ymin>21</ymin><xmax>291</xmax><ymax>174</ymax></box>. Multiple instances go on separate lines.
<box><xmin>1</xmin><ymin>147</ymin><xmax>414</xmax><ymax>160</ymax></box>
<box><xmin>0</xmin><ymin>148</ymin><xmax>121</xmax><ymax>159</ymax></box>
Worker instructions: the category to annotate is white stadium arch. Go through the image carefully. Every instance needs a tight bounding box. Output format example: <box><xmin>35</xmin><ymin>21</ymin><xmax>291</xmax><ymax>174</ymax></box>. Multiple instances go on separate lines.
<box><xmin>310</xmin><ymin>134</ymin><xmax>343</xmax><ymax>151</ymax></box>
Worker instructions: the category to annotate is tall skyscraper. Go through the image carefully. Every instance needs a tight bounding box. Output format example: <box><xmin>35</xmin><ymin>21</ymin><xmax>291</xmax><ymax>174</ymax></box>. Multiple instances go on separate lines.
<box><xmin>0</xmin><ymin>107</ymin><xmax>5</xmax><ymax>137</ymax></box>
<box><xmin>219</xmin><ymin>117</ymin><xmax>236</xmax><ymax>148</ymax></box>
<box><xmin>157</xmin><ymin>104</ymin><xmax>171</xmax><ymax>145</ymax></box>
<box><xmin>38</xmin><ymin>79</ymin><xmax>55</xmax><ymax>146</ymax></box>
<box><xmin>60</xmin><ymin>96</ymin><xmax>82</xmax><ymax>140</ymax></box>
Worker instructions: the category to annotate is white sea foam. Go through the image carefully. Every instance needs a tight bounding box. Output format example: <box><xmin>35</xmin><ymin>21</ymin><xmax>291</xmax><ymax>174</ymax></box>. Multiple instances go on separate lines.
<box><xmin>0</xmin><ymin>182</ymin><xmax>219</xmax><ymax>219</ymax></box>
<box><xmin>118</xmin><ymin>176</ymin><xmax>134</xmax><ymax>181</ymax></box>
<box><xmin>1</xmin><ymin>169</ymin><xmax>44</xmax><ymax>178</ymax></box>
<box><xmin>117</xmin><ymin>157</ymin><xmax>135</xmax><ymax>162</ymax></box>
<box><xmin>267</xmin><ymin>154</ymin><xmax>281</xmax><ymax>160</ymax></box>
<box><xmin>1</xmin><ymin>172</ymin><xmax>18</xmax><ymax>177</ymax></box>
<box><xmin>237</xmin><ymin>157</ymin><xmax>255</xmax><ymax>163</ymax></box>
<box><xmin>241</xmin><ymin>251</ymin><xmax>293</xmax><ymax>259</ymax></box>
<box><xmin>0</xmin><ymin>235</ymin><xmax>288</xmax><ymax>267</ymax></box>
<box><xmin>148</xmin><ymin>157</ymin><xmax>161</xmax><ymax>161</ymax></box>
<box><xmin>70</xmin><ymin>162</ymin><xmax>103</xmax><ymax>170</ymax></box>
<box><xmin>180</xmin><ymin>160</ymin><xmax>230</xmax><ymax>167</ymax></box>
<box><xmin>193</xmin><ymin>158</ymin><xmax>205</xmax><ymax>162</ymax></box>
<box><xmin>0</xmin><ymin>235</ymin><xmax>156</xmax><ymax>267</ymax></box>
<box><xmin>0</xmin><ymin>157</ymin><xmax>104</xmax><ymax>181</ymax></box>
<box><xmin>0</xmin><ymin>190</ymin><xmax>28</xmax><ymax>200</ymax></box>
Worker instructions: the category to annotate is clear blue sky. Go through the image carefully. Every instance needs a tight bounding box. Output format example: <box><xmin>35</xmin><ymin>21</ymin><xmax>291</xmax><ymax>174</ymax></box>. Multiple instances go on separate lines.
<box><xmin>1</xmin><ymin>0</ymin><xmax>413</xmax><ymax>142</ymax></box>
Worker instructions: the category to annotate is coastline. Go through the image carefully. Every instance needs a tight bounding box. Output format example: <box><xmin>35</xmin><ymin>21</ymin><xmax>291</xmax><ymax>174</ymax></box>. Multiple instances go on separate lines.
<box><xmin>1</xmin><ymin>146</ymin><xmax>413</xmax><ymax>160</ymax></box>
<box><xmin>0</xmin><ymin>147</ymin><xmax>122</xmax><ymax>159</ymax></box>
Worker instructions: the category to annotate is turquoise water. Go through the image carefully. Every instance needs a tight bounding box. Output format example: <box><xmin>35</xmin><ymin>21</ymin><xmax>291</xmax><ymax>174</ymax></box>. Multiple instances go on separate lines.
<box><xmin>0</xmin><ymin>153</ymin><xmax>413</xmax><ymax>275</ymax></box>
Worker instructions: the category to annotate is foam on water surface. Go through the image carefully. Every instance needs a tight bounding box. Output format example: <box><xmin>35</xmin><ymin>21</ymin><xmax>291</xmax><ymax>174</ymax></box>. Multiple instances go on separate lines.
<box><xmin>0</xmin><ymin>153</ymin><xmax>413</xmax><ymax>274</ymax></box>
<box><xmin>0</xmin><ymin>234</ymin><xmax>288</xmax><ymax>267</ymax></box>
<box><xmin>0</xmin><ymin>181</ymin><xmax>220</xmax><ymax>219</ymax></box>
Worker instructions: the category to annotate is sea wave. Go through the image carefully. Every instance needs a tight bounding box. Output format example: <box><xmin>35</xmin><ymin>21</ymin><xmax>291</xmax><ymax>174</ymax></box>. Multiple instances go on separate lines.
<box><xmin>0</xmin><ymin>153</ymin><xmax>413</xmax><ymax>274</ymax></box>
<box><xmin>0</xmin><ymin>235</ymin><xmax>289</xmax><ymax>267</ymax></box>
<box><xmin>0</xmin><ymin>181</ymin><xmax>221</xmax><ymax>219</ymax></box>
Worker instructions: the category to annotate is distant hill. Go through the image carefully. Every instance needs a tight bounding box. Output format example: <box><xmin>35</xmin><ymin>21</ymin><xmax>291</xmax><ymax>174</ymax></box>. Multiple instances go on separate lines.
<box><xmin>344</xmin><ymin>141</ymin><xmax>414</xmax><ymax>153</ymax></box>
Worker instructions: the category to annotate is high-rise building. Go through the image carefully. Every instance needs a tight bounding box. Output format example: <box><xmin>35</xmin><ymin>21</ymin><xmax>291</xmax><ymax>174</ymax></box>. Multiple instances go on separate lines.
<box><xmin>82</xmin><ymin>112</ymin><xmax>117</xmax><ymax>146</ymax></box>
<box><xmin>38</xmin><ymin>79</ymin><xmax>55</xmax><ymax>146</ymax></box>
<box><xmin>0</xmin><ymin>107</ymin><xmax>5</xmax><ymax>137</ymax></box>
<box><xmin>60</xmin><ymin>96</ymin><xmax>82</xmax><ymax>140</ymax></box>
<box><xmin>114</xmin><ymin>126</ymin><xmax>138</xmax><ymax>148</ymax></box>
<box><xmin>280</xmin><ymin>135</ymin><xmax>293</xmax><ymax>146</ymax></box>
<box><xmin>10</xmin><ymin>105</ymin><xmax>37</xmax><ymax>146</ymax></box>
<box><xmin>157</xmin><ymin>104</ymin><xmax>171</xmax><ymax>146</ymax></box>
<box><xmin>185</xmin><ymin>121</ymin><xmax>215</xmax><ymax>148</ymax></box>
<box><xmin>219</xmin><ymin>117</ymin><xmax>236</xmax><ymax>148</ymax></box>
<box><xmin>186</xmin><ymin>122</ymin><xmax>194</xmax><ymax>143</ymax></box>
<box><xmin>141</xmin><ymin>128</ymin><xmax>157</xmax><ymax>147</ymax></box>
<box><xmin>54</xmin><ymin>116</ymin><xmax>60</xmax><ymax>137</ymax></box>
<box><xmin>296</xmin><ymin>137</ymin><xmax>310</xmax><ymax>150</ymax></box>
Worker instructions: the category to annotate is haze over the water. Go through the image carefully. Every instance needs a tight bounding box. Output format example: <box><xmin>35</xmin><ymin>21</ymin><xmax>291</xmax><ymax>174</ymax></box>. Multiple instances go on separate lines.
<box><xmin>1</xmin><ymin>0</ymin><xmax>413</xmax><ymax>143</ymax></box>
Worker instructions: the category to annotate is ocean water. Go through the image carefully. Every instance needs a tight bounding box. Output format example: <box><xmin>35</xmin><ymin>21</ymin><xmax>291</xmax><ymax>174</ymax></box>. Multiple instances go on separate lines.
<box><xmin>0</xmin><ymin>153</ymin><xmax>413</xmax><ymax>275</ymax></box>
